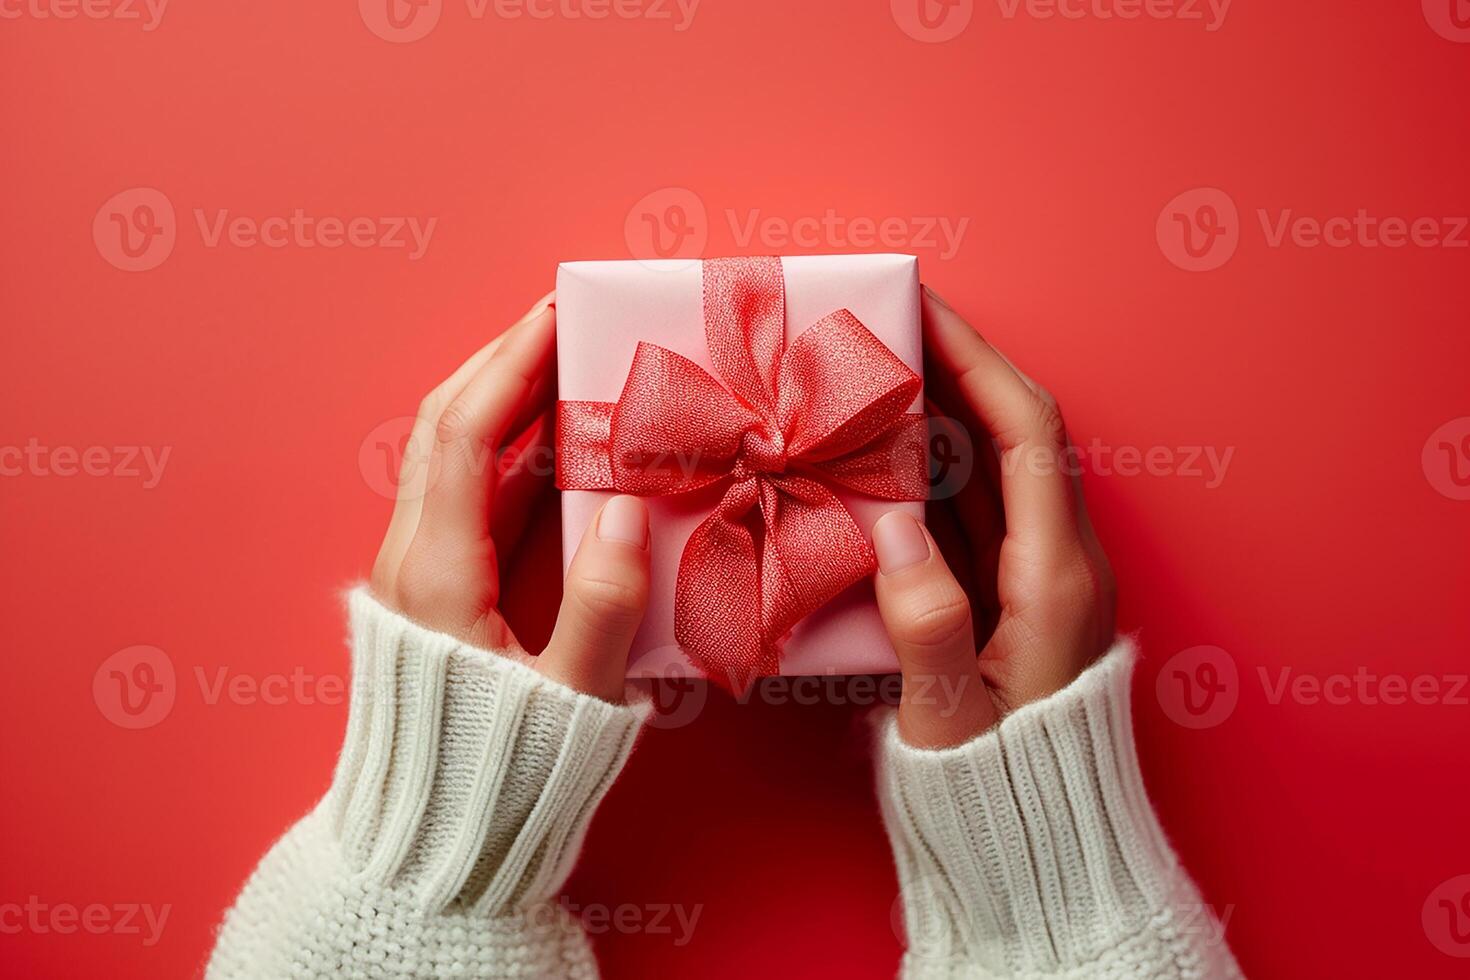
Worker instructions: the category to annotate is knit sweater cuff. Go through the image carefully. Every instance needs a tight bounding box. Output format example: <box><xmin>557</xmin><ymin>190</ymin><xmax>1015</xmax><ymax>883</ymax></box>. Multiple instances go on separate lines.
<box><xmin>326</xmin><ymin>588</ymin><xmax>649</xmax><ymax>918</ymax></box>
<box><xmin>877</xmin><ymin>640</ymin><xmax>1215</xmax><ymax>976</ymax></box>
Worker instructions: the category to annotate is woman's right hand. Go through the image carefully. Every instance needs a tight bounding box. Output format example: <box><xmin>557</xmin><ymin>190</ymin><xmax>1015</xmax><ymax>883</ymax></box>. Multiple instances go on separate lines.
<box><xmin>870</xmin><ymin>287</ymin><xmax>1118</xmax><ymax>747</ymax></box>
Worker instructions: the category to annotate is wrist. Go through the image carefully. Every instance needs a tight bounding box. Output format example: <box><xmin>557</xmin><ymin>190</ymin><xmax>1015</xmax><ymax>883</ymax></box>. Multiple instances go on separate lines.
<box><xmin>877</xmin><ymin>639</ymin><xmax>1233</xmax><ymax>975</ymax></box>
<box><xmin>328</xmin><ymin>587</ymin><xmax>649</xmax><ymax>916</ymax></box>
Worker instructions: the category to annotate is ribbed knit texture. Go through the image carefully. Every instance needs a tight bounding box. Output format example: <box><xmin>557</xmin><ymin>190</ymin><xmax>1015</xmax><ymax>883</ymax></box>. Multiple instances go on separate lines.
<box><xmin>206</xmin><ymin>588</ymin><xmax>649</xmax><ymax>979</ymax></box>
<box><xmin>877</xmin><ymin>640</ymin><xmax>1243</xmax><ymax>979</ymax></box>
<box><xmin>210</xmin><ymin>596</ymin><xmax>1243</xmax><ymax>978</ymax></box>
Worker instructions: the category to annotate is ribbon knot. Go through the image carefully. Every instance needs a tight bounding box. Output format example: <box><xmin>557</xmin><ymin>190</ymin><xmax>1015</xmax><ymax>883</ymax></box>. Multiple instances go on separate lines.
<box><xmin>739</xmin><ymin>424</ymin><xmax>787</xmax><ymax>475</ymax></box>
<box><xmin>557</xmin><ymin>257</ymin><xmax>928</xmax><ymax>690</ymax></box>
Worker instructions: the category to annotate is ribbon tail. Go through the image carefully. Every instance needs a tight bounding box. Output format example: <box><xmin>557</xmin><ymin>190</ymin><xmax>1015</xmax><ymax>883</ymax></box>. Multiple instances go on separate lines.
<box><xmin>673</xmin><ymin>479</ymin><xmax>772</xmax><ymax>693</ymax></box>
<box><xmin>757</xmin><ymin>476</ymin><xmax>877</xmax><ymax>654</ymax></box>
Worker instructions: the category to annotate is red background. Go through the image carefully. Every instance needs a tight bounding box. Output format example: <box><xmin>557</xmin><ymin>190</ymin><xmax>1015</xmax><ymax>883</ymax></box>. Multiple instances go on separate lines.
<box><xmin>3</xmin><ymin>1</ymin><xmax>1468</xmax><ymax>976</ymax></box>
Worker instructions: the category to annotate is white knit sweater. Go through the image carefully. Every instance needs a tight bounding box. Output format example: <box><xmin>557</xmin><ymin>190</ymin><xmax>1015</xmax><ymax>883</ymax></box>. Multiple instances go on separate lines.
<box><xmin>207</xmin><ymin>590</ymin><xmax>1242</xmax><ymax>978</ymax></box>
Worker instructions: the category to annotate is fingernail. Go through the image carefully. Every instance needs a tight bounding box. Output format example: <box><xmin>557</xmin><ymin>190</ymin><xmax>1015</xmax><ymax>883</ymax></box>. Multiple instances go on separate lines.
<box><xmin>873</xmin><ymin>511</ymin><xmax>930</xmax><ymax>574</ymax></box>
<box><xmin>521</xmin><ymin>291</ymin><xmax>556</xmax><ymax>323</ymax></box>
<box><xmin>922</xmin><ymin>284</ymin><xmax>953</xmax><ymax>311</ymax></box>
<box><xmin>597</xmin><ymin>495</ymin><xmax>648</xmax><ymax>548</ymax></box>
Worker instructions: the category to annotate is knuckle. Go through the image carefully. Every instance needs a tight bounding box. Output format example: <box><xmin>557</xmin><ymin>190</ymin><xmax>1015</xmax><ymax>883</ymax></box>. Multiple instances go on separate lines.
<box><xmin>1036</xmin><ymin>552</ymin><xmax>1104</xmax><ymax>619</ymax></box>
<box><xmin>892</xmin><ymin>584</ymin><xmax>973</xmax><ymax>653</ymax></box>
<box><xmin>1031</xmin><ymin>391</ymin><xmax>1068</xmax><ymax>448</ymax></box>
<box><xmin>394</xmin><ymin>542</ymin><xmax>476</xmax><ymax>620</ymax></box>
<box><xmin>393</xmin><ymin>551</ymin><xmax>437</xmax><ymax>614</ymax></box>
<box><xmin>391</xmin><ymin>552</ymin><xmax>429</xmax><ymax>614</ymax></box>
<box><xmin>566</xmin><ymin>573</ymin><xmax>647</xmax><ymax>630</ymax></box>
<box><xmin>434</xmin><ymin>400</ymin><xmax>473</xmax><ymax>447</ymax></box>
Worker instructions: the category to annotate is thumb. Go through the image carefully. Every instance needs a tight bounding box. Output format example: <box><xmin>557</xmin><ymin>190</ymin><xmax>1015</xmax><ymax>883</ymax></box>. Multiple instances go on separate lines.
<box><xmin>871</xmin><ymin>510</ymin><xmax>997</xmax><ymax>747</ymax></box>
<box><xmin>539</xmin><ymin>495</ymin><xmax>651</xmax><ymax>702</ymax></box>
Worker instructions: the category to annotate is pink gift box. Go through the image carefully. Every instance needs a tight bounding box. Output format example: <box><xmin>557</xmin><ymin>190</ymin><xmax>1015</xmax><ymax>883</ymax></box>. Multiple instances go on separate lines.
<box><xmin>555</xmin><ymin>254</ymin><xmax>924</xmax><ymax>680</ymax></box>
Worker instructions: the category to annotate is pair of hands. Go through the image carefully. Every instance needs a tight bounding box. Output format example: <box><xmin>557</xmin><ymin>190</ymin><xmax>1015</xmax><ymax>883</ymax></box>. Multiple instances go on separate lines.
<box><xmin>369</xmin><ymin>288</ymin><xmax>1115</xmax><ymax>748</ymax></box>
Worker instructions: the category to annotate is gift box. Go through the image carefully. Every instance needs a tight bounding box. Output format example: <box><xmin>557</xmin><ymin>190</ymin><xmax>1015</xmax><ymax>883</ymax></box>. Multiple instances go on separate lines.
<box><xmin>555</xmin><ymin>254</ymin><xmax>926</xmax><ymax>688</ymax></box>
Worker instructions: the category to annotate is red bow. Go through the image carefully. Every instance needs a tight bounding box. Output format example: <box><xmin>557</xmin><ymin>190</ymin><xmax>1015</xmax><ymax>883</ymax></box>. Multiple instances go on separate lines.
<box><xmin>557</xmin><ymin>257</ymin><xmax>927</xmax><ymax>689</ymax></box>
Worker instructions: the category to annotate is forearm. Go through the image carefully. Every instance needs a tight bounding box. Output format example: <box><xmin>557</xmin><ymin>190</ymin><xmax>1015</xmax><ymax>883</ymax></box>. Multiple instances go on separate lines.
<box><xmin>207</xmin><ymin>589</ymin><xmax>647</xmax><ymax>979</ymax></box>
<box><xmin>877</xmin><ymin>641</ymin><xmax>1243</xmax><ymax>979</ymax></box>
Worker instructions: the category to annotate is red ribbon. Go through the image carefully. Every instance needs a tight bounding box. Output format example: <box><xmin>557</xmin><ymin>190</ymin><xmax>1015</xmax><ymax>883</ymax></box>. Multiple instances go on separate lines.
<box><xmin>557</xmin><ymin>257</ymin><xmax>927</xmax><ymax>689</ymax></box>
